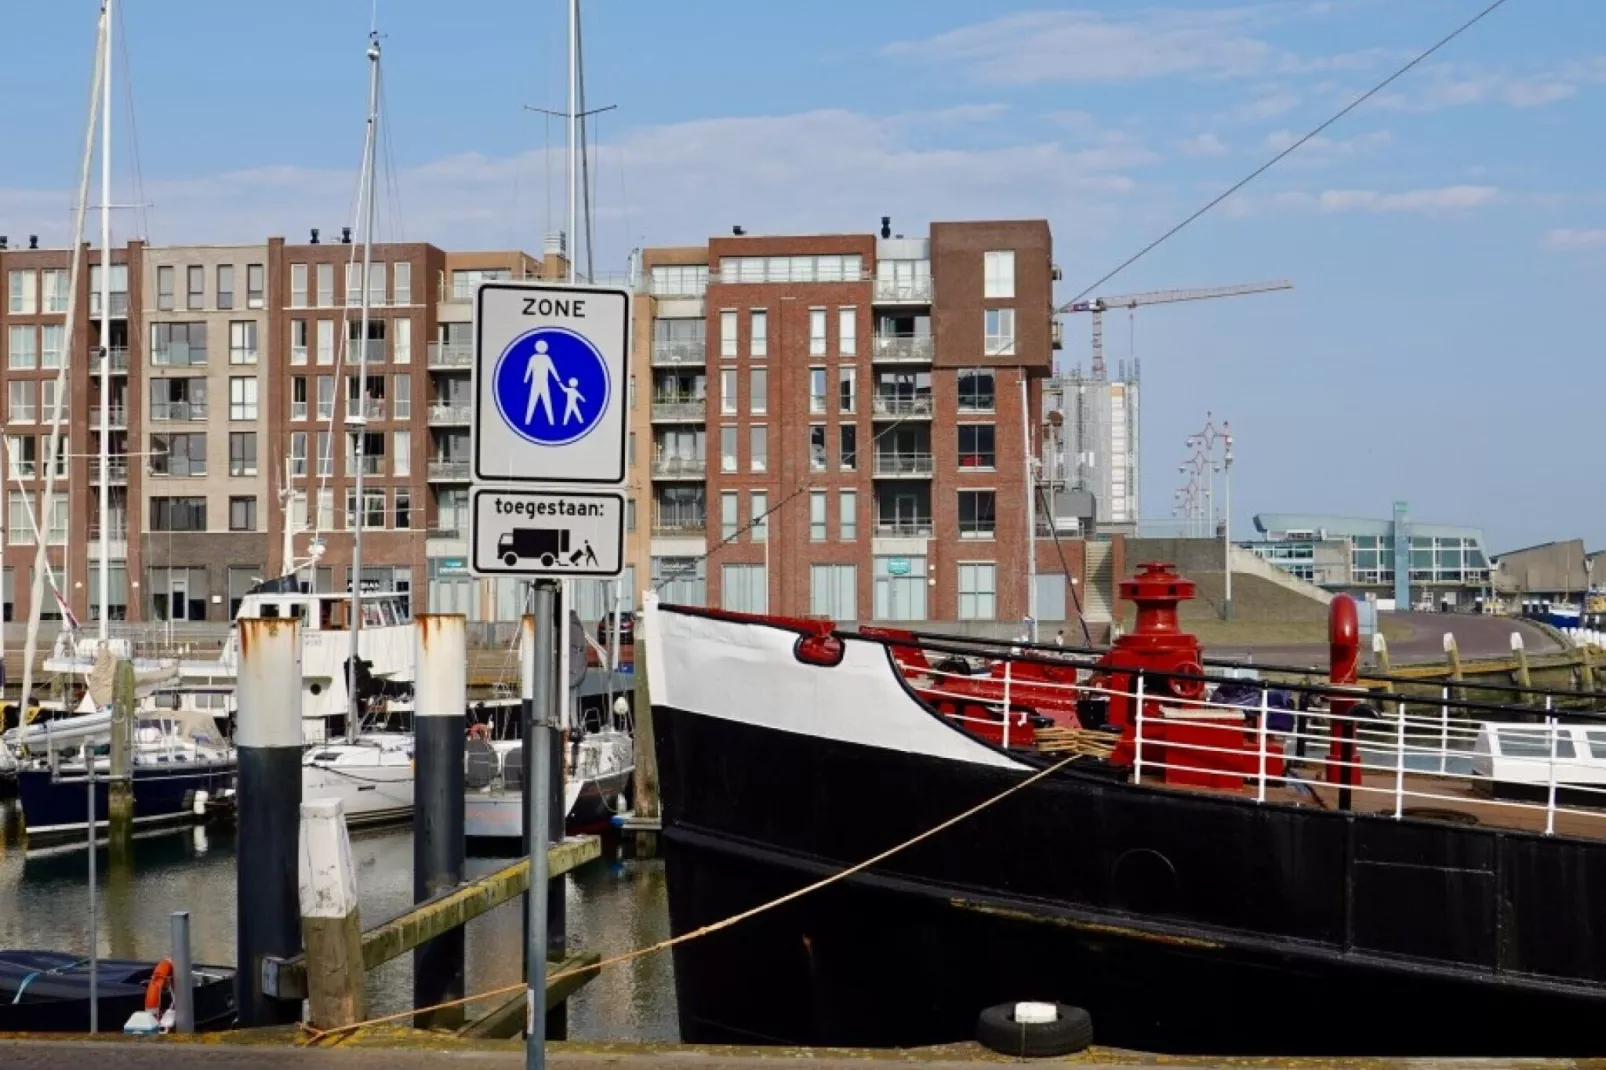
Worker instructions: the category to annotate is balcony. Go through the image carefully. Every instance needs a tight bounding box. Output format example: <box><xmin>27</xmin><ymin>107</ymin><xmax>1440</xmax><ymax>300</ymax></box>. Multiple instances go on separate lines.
<box><xmin>652</xmin><ymin>515</ymin><xmax>707</xmax><ymax>535</ymax></box>
<box><xmin>651</xmin><ymin>341</ymin><xmax>706</xmax><ymax>367</ymax></box>
<box><xmin>427</xmin><ymin>342</ymin><xmax>473</xmax><ymax>369</ymax></box>
<box><xmin>873</xmin><ymin>335</ymin><xmax>933</xmax><ymax>363</ymax></box>
<box><xmin>151</xmin><ymin>344</ymin><xmax>205</xmax><ymax>367</ymax></box>
<box><xmin>348</xmin><ymin>340</ymin><xmax>386</xmax><ymax>365</ymax></box>
<box><xmin>107</xmin><ymin>347</ymin><xmax>129</xmax><ymax>371</ymax></box>
<box><xmin>652</xmin><ymin>455</ymin><xmax>707</xmax><ymax>479</ymax></box>
<box><xmin>651</xmin><ymin>396</ymin><xmax>706</xmax><ymax>422</ymax></box>
<box><xmin>89</xmin><ymin>292</ymin><xmax>130</xmax><ymax>317</ymax></box>
<box><xmin>873</xmin><ymin>451</ymin><xmax>934</xmax><ymax>477</ymax></box>
<box><xmin>345</xmin><ymin>399</ymin><xmax>387</xmax><ymax>423</ymax></box>
<box><xmin>873</xmin><ymin>277</ymin><xmax>932</xmax><ymax>304</ymax></box>
<box><xmin>150</xmin><ymin>401</ymin><xmax>207</xmax><ymax>422</ymax></box>
<box><xmin>872</xmin><ymin>395</ymin><xmax>934</xmax><ymax>419</ymax></box>
<box><xmin>428</xmin><ymin>402</ymin><xmax>472</xmax><ymax>426</ymax></box>
<box><xmin>91</xmin><ymin>404</ymin><xmax>128</xmax><ymax>428</ymax></box>
<box><xmin>427</xmin><ymin>460</ymin><xmax>470</xmax><ymax>481</ymax></box>
<box><xmin>92</xmin><ymin>458</ymin><xmax>129</xmax><ymax>483</ymax></box>
<box><xmin>875</xmin><ymin>517</ymin><xmax>934</xmax><ymax>538</ymax></box>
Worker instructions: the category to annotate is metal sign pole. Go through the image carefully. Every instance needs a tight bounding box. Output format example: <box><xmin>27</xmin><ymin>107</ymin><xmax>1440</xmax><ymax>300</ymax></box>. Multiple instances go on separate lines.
<box><xmin>87</xmin><ymin>757</ymin><xmax>97</xmax><ymax>1034</ymax></box>
<box><xmin>525</xmin><ymin>579</ymin><xmax>558</xmax><ymax>1070</ymax></box>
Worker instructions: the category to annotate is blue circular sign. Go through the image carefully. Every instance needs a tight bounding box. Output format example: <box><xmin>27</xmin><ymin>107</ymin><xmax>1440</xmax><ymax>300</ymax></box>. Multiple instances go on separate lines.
<box><xmin>492</xmin><ymin>326</ymin><xmax>611</xmax><ymax>446</ymax></box>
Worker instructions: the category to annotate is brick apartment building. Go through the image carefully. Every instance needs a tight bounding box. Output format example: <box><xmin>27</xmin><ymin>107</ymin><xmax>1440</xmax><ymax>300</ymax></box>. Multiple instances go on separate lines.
<box><xmin>626</xmin><ymin>219</ymin><xmax>1084</xmax><ymax>624</ymax></box>
<box><xmin>0</xmin><ymin>218</ymin><xmax>1089</xmax><ymax>630</ymax></box>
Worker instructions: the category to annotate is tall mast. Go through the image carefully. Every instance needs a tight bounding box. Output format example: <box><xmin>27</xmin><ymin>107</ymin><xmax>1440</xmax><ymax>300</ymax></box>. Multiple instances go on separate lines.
<box><xmin>567</xmin><ymin>0</ymin><xmax>578</xmax><ymax>284</ymax></box>
<box><xmin>97</xmin><ymin>0</ymin><xmax>113</xmax><ymax>644</ymax></box>
<box><xmin>346</xmin><ymin>30</ymin><xmax>381</xmax><ymax>742</ymax></box>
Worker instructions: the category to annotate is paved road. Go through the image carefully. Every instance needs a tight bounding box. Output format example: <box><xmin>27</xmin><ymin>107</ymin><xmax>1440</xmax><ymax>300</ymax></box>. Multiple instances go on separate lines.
<box><xmin>1206</xmin><ymin>612</ymin><xmax>1563</xmax><ymax>670</ymax></box>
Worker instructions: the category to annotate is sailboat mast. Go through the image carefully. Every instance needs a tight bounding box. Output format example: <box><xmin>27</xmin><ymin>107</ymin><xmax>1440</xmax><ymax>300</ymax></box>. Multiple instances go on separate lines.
<box><xmin>97</xmin><ymin>0</ymin><xmax>113</xmax><ymax>644</ymax></box>
<box><xmin>346</xmin><ymin>32</ymin><xmax>381</xmax><ymax>740</ymax></box>
<box><xmin>567</xmin><ymin>0</ymin><xmax>578</xmax><ymax>284</ymax></box>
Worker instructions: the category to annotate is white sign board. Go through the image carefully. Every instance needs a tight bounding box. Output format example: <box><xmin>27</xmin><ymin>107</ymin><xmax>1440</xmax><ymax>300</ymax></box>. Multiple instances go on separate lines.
<box><xmin>469</xmin><ymin>486</ymin><xmax>624</xmax><ymax>578</ymax></box>
<box><xmin>472</xmin><ymin>282</ymin><xmax>629</xmax><ymax>486</ymax></box>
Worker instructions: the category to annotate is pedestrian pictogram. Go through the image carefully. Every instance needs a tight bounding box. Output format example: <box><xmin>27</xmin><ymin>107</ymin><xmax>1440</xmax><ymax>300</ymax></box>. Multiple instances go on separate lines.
<box><xmin>472</xmin><ymin>282</ymin><xmax>628</xmax><ymax>486</ymax></box>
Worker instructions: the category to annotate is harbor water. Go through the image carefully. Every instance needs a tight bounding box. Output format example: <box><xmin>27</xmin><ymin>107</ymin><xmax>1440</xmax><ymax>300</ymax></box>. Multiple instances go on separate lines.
<box><xmin>0</xmin><ymin>801</ymin><xmax>678</xmax><ymax>1039</ymax></box>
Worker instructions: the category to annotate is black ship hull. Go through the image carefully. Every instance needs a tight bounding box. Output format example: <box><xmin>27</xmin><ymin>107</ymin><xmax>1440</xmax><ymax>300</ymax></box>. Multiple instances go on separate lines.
<box><xmin>16</xmin><ymin>761</ymin><xmax>235</xmax><ymax>845</ymax></box>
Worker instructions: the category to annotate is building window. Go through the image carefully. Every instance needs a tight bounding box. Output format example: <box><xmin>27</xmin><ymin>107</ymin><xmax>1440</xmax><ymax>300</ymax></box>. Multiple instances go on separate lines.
<box><xmin>840</xmin><ymin>425</ymin><xmax>857</xmax><ymax>471</ymax></box>
<box><xmin>247</xmin><ymin>263</ymin><xmax>265</xmax><ymax>309</ymax></box>
<box><xmin>625</xmin><ymin>497</ymin><xmax>637</xmax><ymax>533</ymax></box>
<box><xmin>8</xmin><ymin>325</ymin><xmax>36</xmax><ymax>369</ymax></box>
<box><xmin>229</xmin><ymin>377</ymin><xmax>259</xmax><ymax>421</ymax></box>
<box><xmin>346</xmin><ymin>430</ymin><xmax>386</xmax><ymax>477</ymax></box>
<box><xmin>958</xmin><ymin>562</ymin><xmax>998</xmax><ymax>620</ymax></box>
<box><xmin>152</xmin><ymin>496</ymin><xmax>207</xmax><ymax>532</ymax></box>
<box><xmin>395</xmin><ymin>487</ymin><xmax>411</xmax><ymax>530</ymax></box>
<box><xmin>652</xmin><ymin>556</ymin><xmax>706</xmax><ymax>607</ymax></box>
<box><xmin>392</xmin><ymin>262</ymin><xmax>411</xmax><ymax>305</ymax></box>
<box><xmin>217</xmin><ymin>264</ymin><xmax>235</xmax><ymax>309</ymax></box>
<box><xmin>230</xmin><ymin>496</ymin><xmax>257</xmax><ymax>531</ymax></box>
<box><xmin>40</xmin><ymin>325</ymin><xmax>64</xmax><ymax>369</ymax></box>
<box><xmin>291</xmin><ymin>320</ymin><xmax>308</xmax><ymax>365</ymax></box>
<box><xmin>290</xmin><ymin>263</ymin><xmax>309</xmax><ymax>308</ymax></box>
<box><xmin>810</xmin><ymin>490</ymin><xmax>827</xmax><ymax>541</ymax></box>
<box><xmin>229</xmin><ymin>320</ymin><xmax>258</xmax><ymax>365</ymax></box>
<box><xmin>368</xmin><ymin>262</ymin><xmax>386</xmax><ymax>307</ymax></box>
<box><xmin>721</xmin><ymin>255</ymin><xmax>863</xmax><ymax>284</ymax></box>
<box><xmin>150</xmin><ymin>433</ymin><xmax>207</xmax><ymax>477</ymax></box>
<box><xmin>316</xmin><ymin>376</ymin><xmax>334</xmax><ymax>420</ymax></box>
<box><xmin>959</xmin><ymin>425</ymin><xmax>996</xmax><ymax>469</ymax></box>
<box><xmin>983</xmin><ymin>251</ymin><xmax>1015</xmax><ymax>299</ymax></box>
<box><xmin>750</xmin><ymin>425</ymin><xmax>767</xmax><ymax>472</ymax></box>
<box><xmin>807</xmin><ymin>425</ymin><xmax>826</xmax><ymax>471</ymax></box>
<box><xmin>647</xmin><ymin>264</ymin><xmax>708</xmax><ymax>297</ymax></box>
<box><xmin>721</xmin><ymin>564</ymin><xmax>767</xmax><ymax>614</ymax></box>
<box><xmin>750</xmin><ymin>368</ymin><xmax>767</xmax><ymax>414</ymax></box>
<box><xmin>393</xmin><ymin>317</ymin><xmax>411</xmax><ymax>364</ymax></box>
<box><xmin>719</xmin><ymin>425</ymin><xmax>738</xmax><ymax>473</ymax></box>
<box><xmin>346</xmin><ymin>263</ymin><xmax>362</xmax><ymax>305</ymax></box>
<box><xmin>393</xmin><ymin>429</ymin><xmax>411</xmax><ymax>477</ymax></box>
<box><xmin>41</xmin><ymin>269</ymin><xmax>68</xmax><ymax>313</ymax></box>
<box><xmin>8</xmin><ymin>381</ymin><xmax>34</xmax><ymax>423</ymax></box>
<box><xmin>984</xmin><ymin>308</ymin><xmax>1016</xmax><ymax>357</ymax></box>
<box><xmin>810</xmin><ymin>368</ymin><xmax>827</xmax><ymax>414</ymax></box>
<box><xmin>150</xmin><ymin>377</ymin><xmax>207</xmax><ymax>421</ymax></box>
<box><xmin>317</xmin><ymin>263</ymin><xmax>334</xmax><ymax>307</ymax></box>
<box><xmin>186</xmin><ymin>265</ymin><xmax>205</xmax><ymax>310</ymax></box>
<box><xmin>316</xmin><ymin>431</ymin><xmax>333</xmax><ymax>477</ymax></box>
<box><xmin>8</xmin><ymin>270</ymin><xmax>36</xmax><ymax>314</ymax></box>
<box><xmin>720</xmin><ymin>310</ymin><xmax>737</xmax><ymax>359</ymax></box>
<box><xmin>958</xmin><ymin>369</ymin><xmax>995</xmax><ymax>412</ymax></box>
<box><xmin>720</xmin><ymin>369</ymin><xmax>737</xmax><ymax>415</ymax></box>
<box><xmin>838</xmin><ymin>366</ymin><xmax>856</xmax><ymax>413</ymax></box>
<box><xmin>6</xmin><ymin>436</ymin><xmax>36</xmax><ymax>478</ymax></box>
<box><xmin>839</xmin><ymin>307</ymin><xmax>856</xmax><ymax>356</ymax></box>
<box><xmin>750</xmin><ymin>309</ymin><xmax>767</xmax><ymax>358</ymax></box>
<box><xmin>229</xmin><ymin>432</ymin><xmax>258</xmax><ymax>476</ymax></box>
<box><xmin>151</xmin><ymin>321</ymin><xmax>207</xmax><ymax>365</ymax></box>
<box><xmin>317</xmin><ymin>319</ymin><xmax>334</xmax><ymax>365</ymax></box>
<box><xmin>809</xmin><ymin>308</ymin><xmax>826</xmax><ymax>356</ymax></box>
<box><xmin>811</xmin><ymin>564</ymin><xmax>858</xmax><ymax>621</ymax></box>
<box><xmin>751</xmin><ymin>491</ymin><xmax>768</xmax><ymax>542</ymax></box>
<box><xmin>7</xmin><ymin>492</ymin><xmax>32</xmax><ymax>545</ymax></box>
<box><xmin>839</xmin><ymin>490</ymin><xmax>857</xmax><ymax>541</ymax></box>
<box><xmin>959</xmin><ymin>490</ymin><xmax>996</xmax><ymax>538</ymax></box>
<box><xmin>156</xmin><ymin>265</ymin><xmax>175</xmax><ymax>311</ymax></box>
<box><xmin>721</xmin><ymin>491</ymin><xmax>738</xmax><ymax>541</ymax></box>
<box><xmin>394</xmin><ymin>373</ymin><xmax>411</xmax><ymax>419</ymax></box>
<box><xmin>39</xmin><ymin>380</ymin><xmax>61</xmax><ymax>421</ymax></box>
<box><xmin>290</xmin><ymin>432</ymin><xmax>308</xmax><ymax>476</ymax></box>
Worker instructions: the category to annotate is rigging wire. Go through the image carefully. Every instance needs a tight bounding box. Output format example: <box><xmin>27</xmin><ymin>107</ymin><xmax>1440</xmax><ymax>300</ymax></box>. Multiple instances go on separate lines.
<box><xmin>112</xmin><ymin>0</ymin><xmax>150</xmax><ymax>242</ymax></box>
<box><xmin>1065</xmin><ymin>0</ymin><xmax>1515</xmax><ymax>304</ymax></box>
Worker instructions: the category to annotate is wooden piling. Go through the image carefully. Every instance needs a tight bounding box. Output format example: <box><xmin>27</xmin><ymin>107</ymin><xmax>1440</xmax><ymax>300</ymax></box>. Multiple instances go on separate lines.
<box><xmin>1511</xmin><ymin>631</ymin><xmax>1533</xmax><ymax>704</ymax></box>
<box><xmin>1443</xmin><ymin>632</ymin><xmax>1464</xmax><ymax>704</ymax></box>
<box><xmin>631</xmin><ymin>611</ymin><xmax>660</xmax><ymax>854</ymax></box>
<box><xmin>298</xmin><ymin>798</ymin><xmax>367</xmax><ymax>1031</ymax></box>
<box><xmin>107</xmin><ymin>657</ymin><xmax>135</xmax><ymax>864</ymax></box>
<box><xmin>1371</xmin><ymin>633</ymin><xmax>1392</xmax><ymax>676</ymax></box>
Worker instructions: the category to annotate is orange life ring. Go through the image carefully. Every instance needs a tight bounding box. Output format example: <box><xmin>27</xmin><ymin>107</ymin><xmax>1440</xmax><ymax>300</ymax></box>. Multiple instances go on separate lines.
<box><xmin>145</xmin><ymin>958</ymin><xmax>174</xmax><ymax>1012</ymax></box>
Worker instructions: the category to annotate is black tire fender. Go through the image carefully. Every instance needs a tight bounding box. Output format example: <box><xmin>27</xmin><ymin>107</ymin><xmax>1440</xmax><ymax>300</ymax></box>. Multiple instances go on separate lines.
<box><xmin>976</xmin><ymin>1002</ymin><xmax>1092</xmax><ymax>1058</ymax></box>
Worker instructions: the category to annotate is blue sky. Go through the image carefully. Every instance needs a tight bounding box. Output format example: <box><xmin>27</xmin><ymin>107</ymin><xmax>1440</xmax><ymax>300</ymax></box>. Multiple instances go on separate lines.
<box><xmin>2</xmin><ymin>0</ymin><xmax>1604</xmax><ymax>551</ymax></box>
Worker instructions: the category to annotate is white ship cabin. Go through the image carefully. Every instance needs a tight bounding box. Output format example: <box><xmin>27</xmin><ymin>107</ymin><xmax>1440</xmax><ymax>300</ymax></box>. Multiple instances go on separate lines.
<box><xmin>233</xmin><ymin>574</ymin><xmax>413</xmax><ymax>630</ymax></box>
<box><xmin>1471</xmin><ymin>721</ymin><xmax>1606</xmax><ymax>791</ymax></box>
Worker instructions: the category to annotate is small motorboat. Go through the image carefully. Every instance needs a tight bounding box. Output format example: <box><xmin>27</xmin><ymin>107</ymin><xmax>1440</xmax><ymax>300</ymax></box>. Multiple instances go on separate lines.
<box><xmin>0</xmin><ymin>950</ymin><xmax>236</xmax><ymax>1032</ymax></box>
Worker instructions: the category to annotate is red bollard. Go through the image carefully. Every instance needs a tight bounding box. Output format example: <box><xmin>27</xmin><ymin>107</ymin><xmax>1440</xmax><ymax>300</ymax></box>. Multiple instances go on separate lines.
<box><xmin>1328</xmin><ymin>595</ymin><xmax>1363</xmax><ymax>798</ymax></box>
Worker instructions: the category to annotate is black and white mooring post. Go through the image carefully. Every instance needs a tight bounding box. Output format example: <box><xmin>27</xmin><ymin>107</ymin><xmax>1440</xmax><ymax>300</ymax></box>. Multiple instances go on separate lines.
<box><xmin>414</xmin><ymin>613</ymin><xmax>467</xmax><ymax>1027</ymax></box>
<box><xmin>524</xmin><ymin>583</ymin><xmax>560</xmax><ymax>1070</ymax></box>
<box><xmin>235</xmin><ymin>617</ymin><xmax>303</xmax><ymax>1027</ymax></box>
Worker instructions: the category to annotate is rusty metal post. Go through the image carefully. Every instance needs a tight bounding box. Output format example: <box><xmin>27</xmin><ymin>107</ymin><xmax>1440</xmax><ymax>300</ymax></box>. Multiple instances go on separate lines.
<box><xmin>414</xmin><ymin>613</ymin><xmax>467</xmax><ymax>1027</ymax></box>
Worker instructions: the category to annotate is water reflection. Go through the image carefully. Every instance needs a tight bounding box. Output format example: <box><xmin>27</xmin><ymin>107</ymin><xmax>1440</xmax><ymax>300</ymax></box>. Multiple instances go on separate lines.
<box><xmin>0</xmin><ymin>800</ymin><xmax>677</xmax><ymax>1039</ymax></box>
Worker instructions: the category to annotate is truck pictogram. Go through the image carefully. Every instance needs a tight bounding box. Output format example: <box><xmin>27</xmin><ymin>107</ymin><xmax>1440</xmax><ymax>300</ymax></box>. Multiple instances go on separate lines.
<box><xmin>498</xmin><ymin>526</ymin><xmax>570</xmax><ymax>567</ymax></box>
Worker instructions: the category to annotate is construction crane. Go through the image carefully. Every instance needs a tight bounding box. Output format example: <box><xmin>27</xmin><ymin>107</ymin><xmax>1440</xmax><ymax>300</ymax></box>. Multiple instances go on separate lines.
<box><xmin>1060</xmin><ymin>280</ymin><xmax>1293</xmax><ymax>379</ymax></box>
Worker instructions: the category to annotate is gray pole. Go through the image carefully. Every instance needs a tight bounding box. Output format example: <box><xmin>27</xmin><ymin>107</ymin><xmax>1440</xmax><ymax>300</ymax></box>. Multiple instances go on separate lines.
<box><xmin>170</xmin><ymin>911</ymin><xmax>194</xmax><ymax>1034</ymax></box>
<box><xmin>86</xmin><ymin>762</ymin><xmax>97</xmax><ymax>1034</ymax></box>
<box><xmin>413</xmin><ymin>614</ymin><xmax>466</xmax><ymax>1027</ymax></box>
<box><xmin>235</xmin><ymin>617</ymin><xmax>303</xmax><ymax>1027</ymax></box>
<box><xmin>1222</xmin><ymin>438</ymin><xmax>1235</xmax><ymax>620</ymax></box>
<box><xmin>548</xmin><ymin>590</ymin><xmax>570</xmax><ymax>1041</ymax></box>
<box><xmin>525</xmin><ymin>582</ymin><xmax>558</xmax><ymax>1070</ymax></box>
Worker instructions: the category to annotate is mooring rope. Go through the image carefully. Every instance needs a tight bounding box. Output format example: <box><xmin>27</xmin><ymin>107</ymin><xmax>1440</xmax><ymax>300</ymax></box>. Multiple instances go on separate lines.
<box><xmin>298</xmin><ymin>750</ymin><xmax>1080</xmax><ymax>1045</ymax></box>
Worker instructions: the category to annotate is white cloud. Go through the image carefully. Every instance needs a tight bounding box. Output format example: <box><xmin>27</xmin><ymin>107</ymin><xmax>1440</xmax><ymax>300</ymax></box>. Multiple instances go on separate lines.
<box><xmin>1543</xmin><ymin>228</ymin><xmax>1606</xmax><ymax>252</ymax></box>
<box><xmin>1232</xmin><ymin>184</ymin><xmax>1502</xmax><ymax>218</ymax></box>
<box><xmin>1373</xmin><ymin>58</ymin><xmax>1606</xmax><ymax>113</ymax></box>
<box><xmin>1227</xmin><ymin>89</ymin><xmax>1303</xmax><ymax>123</ymax></box>
<box><xmin>1179</xmin><ymin>133</ymin><xmax>1229</xmax><ymax>157</ymax></box>
<box><xmin>1262</xmin><ymin>127</ymin><xmax>1391</xmax><ymax>156</ymax></box>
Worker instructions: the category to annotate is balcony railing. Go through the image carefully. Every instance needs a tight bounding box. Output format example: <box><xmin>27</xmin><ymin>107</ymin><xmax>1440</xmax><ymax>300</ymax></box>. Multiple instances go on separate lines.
<box><xmin>92</xmin><ymin>458</ymin><xmax>129</xmax><ymax>483</ymax></box>
<box><xmin>151</xmin><ymin>344</ymin><xmax>205</xmax><ymax>367</ymax></box>
<box><xmin>872</xmin><ymin>395</ymin><xmax>934</xmax><ymax>418</ymax></box>
<box><xmin>91</xmin><ymin>404</ymin><xmax>128</xmax><ymax>428</ymax></box>
<box><xmin>348</xmin><ymin>340</ymin><xmax>386</xmax><ymax>364</ymax></box>
<box><xmin>873</xmin><ymin>277</ymin><xmax>933</xmax><ymax>303</ymax></box>
<box><xmin>651</xmin><ymin>397</ymin><xmax>706</xmax><ymax>421</ymax></box>
<box><xmin>652</xmin><ymin>516</ymin><xmax>707</xmax><ymax>535</ymax></box>
<box><xmin>88</xmin><ymin>522</ymin><xmax>130</xmax><ymax>540</ymax></box>
<box><xmin>151</xmin><ymin>401</ymin><xmax>207</xmax><ymax>422</ymax></box>
<box><xmin>345</xmin><ymin>398</ymin><xmax>387</xmax><ymax>422</ymax></box>
<box><xmin>428</xmin><ymin>403</ymin><xmax>473</xmax><ymax>426</ymax></box>
<box><xmin>873</xmin><ymin>335</ymin><xmax>933</xmax><ymax>362</ymax></box>
<box><xmin>346</xmin><ymin>455</ymin><xmax>385</xmax><ymax>477</ymax></box>
<box><xmin>875</xmin><ymin>517</ymin><xmax>934</xmax><ymax>537</ymax></box>
<box><xmin>427</xmin><ymin>460</ymin><xmax>470</xmax><ymax>481</ymax></box>
<box><xmin>427</xmin><ymin>342</ymin><xmax>473</xmax><ymax>369</ymax></box>
<box><xmin>873</xmin><ymin>451</ymin><xmax>934</xmax><ymax>476</ymax></box>
<box><xmin>89</xmin><ymin>292</ymin><xmax>130</xmax><ymax>317</ymax></box>
<box><xmin>652</xmin><ymin>455</ymin><xmax>707</xmax><ymax>478</ymax></box>
<box><xmin>106</xmin><ymin>347</ymin><xmax>129</xmax><ymax>371</ymax></box>
<box><xmin>651</xmin><ymin>341</ymin><xmax>706</xmax><ymax>367</ymax></box>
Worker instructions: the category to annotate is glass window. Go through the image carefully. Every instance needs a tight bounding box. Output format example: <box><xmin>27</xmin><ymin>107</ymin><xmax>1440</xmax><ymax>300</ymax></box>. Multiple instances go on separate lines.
<box><xmin>839</xmin><ymin>307</ymin><xmax>857</xmax><ymax>356</ymax></box>
<box><xmin>958</xmin><ymin>562</ymin><xmax>998</xmax><ymax>620</ymax></box>
<box><xmin>984</xmin><ymin>308</ymin><xmax>1016</xmax><ymax>357</ymax></box>
<box><xmin>810</xmin><ymin>425</ymin><xmax>826</xmax><ymax>471</ymax></box>
<box><xmin>229</xmin><ymin>320</ymin><xmax>258</xmax><ymax>365</ymax></box>
<box><xmin>1497</xmin><ymin>726</ymin><xmax>1576</xmax><ymax>759</ymax></box>
<box><xmin>247</xmin><ymin>263</ymin><xmax>265</xmax><ymax>308</ymax></box>
<box><xmin>984</xmin><ymin>251</ymin><xmax>1015</xmax><ymax>299</ymax></box>
<box><xmin>41</xmin><ymin>270</ymin><xmax>68</xmax><ymax>313</ymax></box>
<box><xmin>750</xmin><ymin>368</ymin><xmax>767</xmax><ymax>414</ymax></box>
<box><xmin>809</xmin><ymin>309</ymin><xmax>826</xmax><ymax>356</ymax></box>
<box><xmin>187</xmin><ymin>265</ymin><xmax>205</xmax><ymax>310</ymax></box>
<box><xmin>8</xmin><ymin>270</ymin><xmax>37</xmax><ymax>314</ymax></box>
<box><xmin>810</xmin><ymin>490</ymin><xmax>827</xmax><ymax>541</ymax></box>
<box><xmin>959</xmin><ymin>490</ymin><xmax>996</xmax><ymax>538</ymax></box>
<box><xmin>316</xmin><ymin>376</ymin><xmax>334</xmax><ymax>420</ymax></box>
<box><xmin>157</xmin><ymin>265</ymin><xmax>176</xmax><ymax>311</ymax></box>
<box><xmin>230</xmin><ymin>496</ymin><xmax>257</xmax><ymax>531</ymax></box>
<box><xmin>393</xmin><ymin>430</ymin><xmax>410</xmax><ymax>477</ymax></box>
<box><xmin>393</xmin><ymin>262</ymin><xmax>411</xmax><ymax>305</ymax></box>
<box><xmin>368</xmin><ymin>262</ymin><xmax>386</xmax><ymax>306</ymax></box>
<box><xmin>8</xmin><ymin>325</ymin><xmax>36</xmax><ymax>369</ymax></box>
<box><xmin>720</xmin><ymin>310</ymin><xmax>737</xmax><ymax>359</ymax></box>
<box><xmin>838</xmin><ymin>367</ymin><xmax>856</xmax><ymax>413</ymax></box>
<box><xmin>317</xmin><ymin>263</ymin><xmax>334</xmax><ymax>307</ymax></box>
<box><xmin>229</xmin><ymin>377</ymin><xmax>259</xmax><ymax>421</ymax></box>
<box><xmin>958</xmin><ymin>369</ymin><xmax>995</xmax><ymax>411</ymax></box>
<box><xmin>720</xmin><ymin>370</ymin><xmax>737</xmax><ymax>415</ymax></box>
<box><xmin>346</xmin><ymin>263</ymin><xmax>362</xmax><ymax>305</ymax></box>
<box><xmin>317</xmin><ymin>319</ymin><xmax>334</xmax><ymax>365</ymax></box>
<box><xmin>290</xmin><ymin>432</ymin><xmax>308</xmax><ymax>476</ymax></box>
<box><xmin>720</xmin><ymin>425</ymin><xmax>738</xmax><ymax>472</ymax></box>
<box><xmin>394</xmin><ymin>373</ymin><xmax>411</xmax><ymax>419</ymax></box>
<box><xmin>229</xmin><ymin>432</ymin><xmax>257</xmax><ymax>476</ymax></box>
<box><xmin>750</xmin><ymin>310</ymin><xmax>767</xmax><ymax>358</ymax></box>
<box><xmin>752</xmin><ymin>491</ymin><xmax>768</xmax><ymax>542</ymax></box>
<box><xmin>8</xmin><ymin>381</ymin><xmax>34</xmax><ymax>423</ymax></box>
<box><xmin>40</xmin><ymin>325</ymin><xmax>63</xmax><ymax>368</ymax></box>
<box><xmin>7</xmin><ymin>491</ymin><xmax>33</xmax><ymax>545</ymax></box>
<box><xmin>840</xmin><ymin>490</ymin><xmax>857</xmax><ymax>541</ymax></box>
<box><xmin>721</xmin><ymin>564</ymin><xmax>767</xmax><ymax>614</ymax></box>
<box><xmin>840</xmin><ymin>425</ymin><xmax>857</xmax><ymax>471</ymax></box>
<box><xmin>721</xmin><ymin>491</ymin><xmax>738</xmax><ymax>541</ymax></box>
<box><xmin>40</xmin><ymin>380</ymin><xmax>61</xmax><ymax>421</ymax></box>
<box><xmin>811</xmin><ymin>564</ymin><xmax>858</xmax><ymax>620</ymax></box>
<box><xmin>216</xmin><ymin>264</ymin><xmax>235</xmax><ymax>309</ymax></box>
<box><xmin>810</xmin><ymin>368</ymin><xmax>827</xmax><ymax>414</ymax></box>
<box><xmin>959</xmin><ymin>425</ymin><xmax>996</xmax><ymax>469</ymax></box>
<box><xmin>750</xmin><ymin>425</ymin><xmax>767</xmax><ymax>472</ymax></box>
<box><xmin>393</xmin><ymin>317</ymin><xmax>411</xmax><ymax>364</ymax></box>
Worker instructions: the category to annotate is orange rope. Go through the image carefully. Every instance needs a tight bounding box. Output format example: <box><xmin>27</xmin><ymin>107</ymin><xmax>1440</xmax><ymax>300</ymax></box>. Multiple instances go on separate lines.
<box><xmin>300</xmin><ymin>751</ymin><xmax>1079</xmax><ymax>1045</ymax></box>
